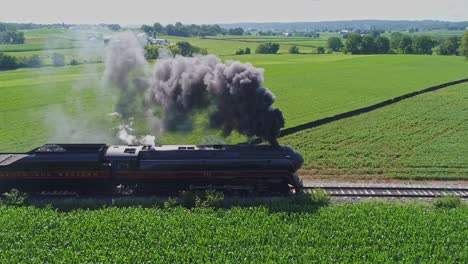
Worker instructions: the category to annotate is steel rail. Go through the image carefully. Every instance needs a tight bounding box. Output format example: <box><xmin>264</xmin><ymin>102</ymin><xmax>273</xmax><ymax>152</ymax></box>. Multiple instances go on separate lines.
<box><xmin>303</xmin><ymin>186</ymin><xmax>468</xmax><ymax>198</ymax></box>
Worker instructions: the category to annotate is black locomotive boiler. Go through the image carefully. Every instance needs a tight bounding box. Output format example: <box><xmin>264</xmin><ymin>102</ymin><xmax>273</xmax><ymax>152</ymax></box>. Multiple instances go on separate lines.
<box><xmin>0</xmin><ymin>144</ymin><xmax>303</xmax><ymax>195</ymax></box>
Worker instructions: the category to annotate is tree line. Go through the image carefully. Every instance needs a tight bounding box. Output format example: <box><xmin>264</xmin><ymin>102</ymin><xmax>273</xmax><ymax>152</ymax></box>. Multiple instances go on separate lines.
<box><xmin>327</xmin><ymin>31</ymin><xmax>468</xmax><ymax>56</ymax></box>
<box><xmin>222</xmin><ymin>20</ymin><xmax>468</xmax><ymax>32</ymax></box>
<box><xmin>0</xmin><ymin>52</ymin><xmax>79</xmax><ymax>70</ymax></box>
<box><xmin>141</xmin><ymin>22</ymin><xmax>232</xmax><ymax>37</ymax></box>
<box><xmin>0</xmin><ymin>24</ymin><xmax>25</xmax><ymax>44</ymax></box>
<box><xmin>144</xmin><ymin>41</ymin><xmax>208</xmax><ymax>59</ymax></box>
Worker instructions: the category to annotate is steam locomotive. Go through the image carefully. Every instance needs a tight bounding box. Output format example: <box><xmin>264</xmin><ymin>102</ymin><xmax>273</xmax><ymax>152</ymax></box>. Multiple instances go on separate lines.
<box><xmin>0</xmin><ymin>144</ymin><xmax>303</xmax><ymax>195</ymax></box>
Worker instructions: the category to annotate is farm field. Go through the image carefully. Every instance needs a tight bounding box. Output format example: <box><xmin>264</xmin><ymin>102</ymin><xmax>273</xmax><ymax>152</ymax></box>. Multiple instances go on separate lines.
<box><xmin>0</xmin><ymin>65</ymin><xmax>111</xmax><ymax>151</ymax></box>
<box><xmin>164</xmin><ymin>35</ymin><xmax>320</xmax><ymax>55</ymax></box>
<box><xmin>1</xmin><ymin>31</ymin><xmax>468</xmax><ymax>180</ymax></box>
<box><xmin>0</xmin><ymin>204</ymin><xmax>466</xmax><ymax>262</ymax></box>
<box><xmin>1</xmin><ymin>54</ymin><xmax>468</xmax><ymax>154</ymax></box>
<box><xmin>282</xmin><ymin>83</ymin><xmax>468</xmax><ymax>180</ymax></box>
<box><xmin>231</xmin><ymin>54</ymin><xmax>468</xmax><ymax>128</ymax></box>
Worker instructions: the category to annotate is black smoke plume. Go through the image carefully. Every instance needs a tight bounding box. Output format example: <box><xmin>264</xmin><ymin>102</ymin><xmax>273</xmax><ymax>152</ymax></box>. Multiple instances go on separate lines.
<box><xmin>103</xmin><ymin>33</ymin><xmax>285</xmax><ymax>145</ymax></box>
<box><xmin>149</xmin><ymin>55</ymin><xmax>285</xmax><ymax>145</ymax></box>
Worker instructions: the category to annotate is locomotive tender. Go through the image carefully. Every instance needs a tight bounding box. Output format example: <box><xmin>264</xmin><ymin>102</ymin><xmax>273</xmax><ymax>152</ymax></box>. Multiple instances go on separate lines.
<box><xmin>0</xmin><ymin>144</ymin><xmax>303</xmax><ymax>195</ymax></box>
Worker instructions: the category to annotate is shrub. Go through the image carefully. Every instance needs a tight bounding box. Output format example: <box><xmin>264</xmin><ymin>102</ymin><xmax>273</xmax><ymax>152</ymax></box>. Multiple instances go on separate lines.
<box><xmin>433</xmin><ymin>195</ymin><xmax>462</xmax><ymax>209</ymax></box>
<box><xmin>26</xmin><ymin>55</ymin><xmax>42</xmax><ymax>68</ymax></box>
<box><xmin>52</xmin><ymin>53</ymin><xmax>65</xmax><ymax>67</ymax></box>
<box><xmin>164</xmin><ymin>197</ymin><xmax>179</xmax><ymax>209</ymax></box>
<box><xmin>197</xmin><ymin>47</ymin><xmax>208</xmax><ymax>55</ymax></box>
<box><xmin>245</xmin><ymin>47</ymin><xmax>251</xmax><ymax>54</ymax></box>
<box><xmin>196</xmin><ymin>191</ymin><xmax>224</xmax><ymax>208</ymax></box>
<box><xmin>175</xmin><ymin>41</ymin><xmax>208</xmax><ymax>56</ymax></box>
<box><xmin>289</xmin><ymin>45</ymin><xmax>300</xmax><ymax>54</ymax></box>
<box><xmin>144</xmin><ymin>45</ymin><xmax>159</xmax><ymax>59</ymax></box>
<box><xmin>2</xmin><ymin>189</ymin><xmax>27</xmax><ymax>207</ymax></box>
<box><xmin>235</xmin><ymin>48</ymin><xmax>245</xmax><ymax>55</ymax></box>
<box><xmin>70</xmin><ymin>59</ymin><xmax>79</xmax><ymax>66</ymax></box>
<box><xmin>180</xmin><ymin>191</ymin><xmax>196</xmax><ymax>208</ymax></box>
<box><xmin>317</xmin><ymin>47</ymin><xmax>325</xmax><ymax>54</ymax></box>
<box><xmin>256</xmin><ymin>42</ymin><xmax>280</xmax><ymax>54</ymax></box>
<box><xmin>167</xmin><ymin>45</ymin><xmax>181</xmax><ymax>56</ymax></box>
<box><xmin>0</xmin><ymin>52</ymin><xmax>18</xmax><ymax>70</ymax></box>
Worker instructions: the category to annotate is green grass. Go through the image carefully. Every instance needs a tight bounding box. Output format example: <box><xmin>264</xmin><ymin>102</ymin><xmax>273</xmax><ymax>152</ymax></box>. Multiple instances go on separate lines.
<box><xmin>0</xmin><ymin>28</ymin><xmax>101</xmax><ymax>53</ymax></box>
<box><xmin>1</xmin><ymin>54</ymin><xmax>468</xmax><ymax>154</ymax></box>
<box><xmin>165</xmin><ymin>36</ymin><xmax>323</xmax><ymax>55</ymax></box>
<box><xmin>281</xmin><ymin>83</ymin><xmax>468</xmax><ymax>179</ymax></box>
<box><xmin>1</xmin><ymin>34</ymin><xmax>468</xmax><ymax>179</ymax></box>
<box><xmin>5</xmin><ymin>48</ymin><xmax>105</xmax><ymax>65</ymax></box>
<box><xmin>0</xmin><ymin>64</ymin><xmax>112</xmax><ymax>151</ymax></box>
<box><xmin>0</xmin><ymin>204</ymin><xmax>466</xmax><ymax>262</ymax></box>
<box><xmin>239</xmin><ymin>54</ymin><xmax>468</xmax><ymax>128</ymax></box>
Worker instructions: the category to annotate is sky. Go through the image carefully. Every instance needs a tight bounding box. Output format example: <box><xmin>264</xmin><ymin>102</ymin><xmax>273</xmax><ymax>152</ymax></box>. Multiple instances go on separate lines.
<box><xmin>0</xmin><ymin>0</ymin><xmax>467</xmax><ymax>25</ymax></box>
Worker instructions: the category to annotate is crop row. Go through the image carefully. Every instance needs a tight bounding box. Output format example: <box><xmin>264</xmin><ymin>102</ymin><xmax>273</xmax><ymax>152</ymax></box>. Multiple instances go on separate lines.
<box><xmin>281</xmin><ymin>83</ymin><xmax>468</xmax><ymax>179</ymax></box>
<box><xmin>0</xmin><ymin>203</ymin><xmax>466</xmax><ymax>262</ymax></box>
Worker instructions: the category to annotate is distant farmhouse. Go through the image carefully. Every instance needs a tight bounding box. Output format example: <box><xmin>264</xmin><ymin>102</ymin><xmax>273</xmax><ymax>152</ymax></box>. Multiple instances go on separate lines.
<box><xmin>101</xmin><ymin>34</ymin><xmax>171</xmax><ymax>46</ymax></box>
<box><xmin>148</xmin><ymin>37</ymin><xmax>170</xmax><ymax>46</ymax></box>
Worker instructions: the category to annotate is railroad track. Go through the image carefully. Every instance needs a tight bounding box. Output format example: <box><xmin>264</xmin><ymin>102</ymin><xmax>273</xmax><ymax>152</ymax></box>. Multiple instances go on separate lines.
<box><xmin>303</xmin><ymin>186</ymin><xmax>468</xmax><ymax>198</ymax></box>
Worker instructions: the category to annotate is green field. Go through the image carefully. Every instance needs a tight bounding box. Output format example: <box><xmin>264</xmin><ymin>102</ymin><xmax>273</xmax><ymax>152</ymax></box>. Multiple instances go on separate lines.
<box><xmin>165</xmin><ymin>35</ymin><xmax>322</xmax><ymax>55</ymax></box>
<box><xmin>0</xmin><ymin>28</ymin><xmax>468</xmax><ymax>263</ymax></box>
<box><xmin>0</xmin><ymin>29</ymin><xmax>104</xmax><ymax>64</ymax></box>
<box><xmin>0</xmin><ymin>203</ymin><xmax>466</xmax><ymax>262</ymax></box>
<box><xmin>1</xmin><ymin>54</ymin><xmax>468</xmax><ymax>154</ymax></box>
<box><xmin>1</xmin><ymin>30</ymin><xmax>468</xmax><ymax>179</ymax></box>
<box><xmin>282</xmin><ymin>83</ymin><xmax>468</xmax><ymax>179</ymax></box>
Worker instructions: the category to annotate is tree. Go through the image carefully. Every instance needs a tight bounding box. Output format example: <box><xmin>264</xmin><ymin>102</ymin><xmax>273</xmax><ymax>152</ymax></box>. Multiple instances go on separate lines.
<box><xmin>153</xmin><ymin>23</ymin><xmax>164</xmax><ymax>34</ymax></box>
<box><xmin>145</xmin><ymin>45</ymin><xmax>159</xmax><ymax>59</ymax></box>
<box><xmin>344</xmin><ymin>33</ymin><xmax>362</xmax><ymax>54</ymax></box>
<box><xmin>375</xmin><ymin>36</ymin><xmax>390</xmax><ymax>54</ymax></box>
<box><xmin>289</xmin><ymin>45</ymin><xmax>300</xmax><ymax>54</ymax></box>
<box><xmin>176</xmin><ymin>41</ymin><xmax>193</xmax><ymax>56</ymax></box>
<box><xmin>370</xmin><ymin>29</ymin><xmax>384</xmax><ymax>38</ymax></box>
<box><xmin>107</xmin><ymin>24</ymin><xmax>121</xmax><ymax>31</ymax></box>
<box><xmin>235</xmin><ymin>48</ymin><xmax>244</xmax><ymax>55</ymax></box>
<box><xmin>255</xmin><ymin>42</ymin><xmax>280</xmax><ymax>54</ymax></box>
<box><xmin>361</xmin><ymin>35</ymin><xmax>376</xmax><ymax>54</ymax></box>
<box><xmin>52</xmin><ymin>53</ymin><xmax>65</xmax><ymax>67</ymax></box>
<box><xmin>245</xmin><ymin>47</ymin><xmax>251</xmax><ymax>54</ymax></box>
<box><xmin>390</xmin><ymin>32</ymin><xmax>404</xmax><ymax>50</ymax></box>
<box><xmin>412</xmin><ymin>35</ymin><xmax>438</xmax><ymax>54</ymax></box>
<box><xmin>11</xmin><ymin>31</ymin><xmax>24</xmax><ymax>44</ymax></box>
<box><xmin>141</xmin><ymin>25</ymin><xmax>153</xmax><ymax>34</ymax></box>
<box><xmin>0</xmin><ymin>52</ymin><xmax>18</xmax><ymax>70</ymax></box>
<box><xmin>228</xmin><ymin>27</ymin><xmax>244</xmax><ymax>35</ymax></box>
<box><xmin>316</xmin><ymin>47</ymin><xmax>325</xmax><ymax>54</ymax></box>
<box><xmin>327</xmin><ymin>36</ymin><xmax>343</xmax><ymax>51</ymax></box>
<box><xmin>439</xmin><ymin>36</ymin><xmax>461</xmax><ymax>55</ymax></box>
<box><xmin>17</xmin><ymin>55</ymin><xmax>42</xmax><ymax>68</ymax></box>
<box><xmin>175</xmin><ymin>41</ymin><xmax>207</xmax><ymax>56</ymax></box>
<box><xmin>461</xmin><ymin>31</ymin><xmax>468</xmax><ymax>58</ymax></box>
<box><xmin>399</xmin><ymin>35</ymin><xmax>413</xmax><ymax>54</ymax></box>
